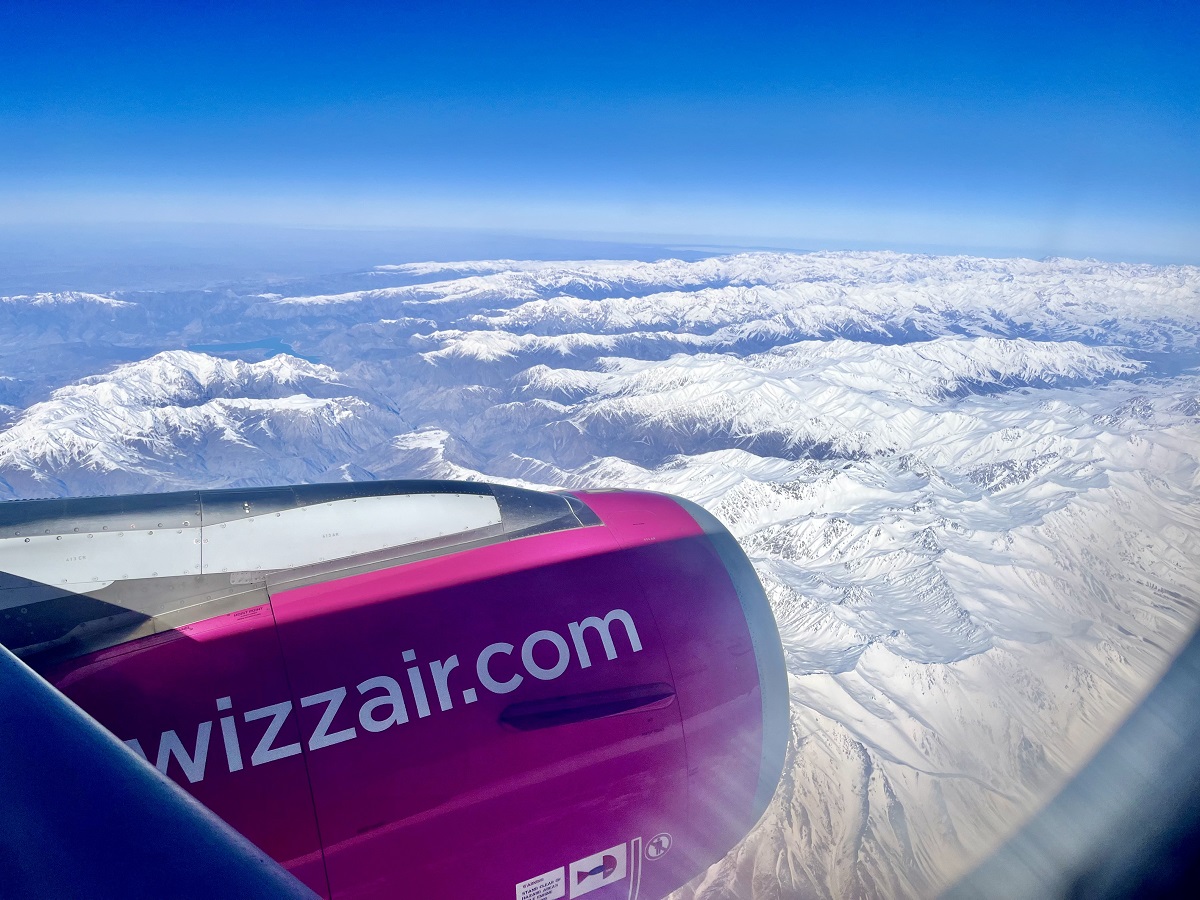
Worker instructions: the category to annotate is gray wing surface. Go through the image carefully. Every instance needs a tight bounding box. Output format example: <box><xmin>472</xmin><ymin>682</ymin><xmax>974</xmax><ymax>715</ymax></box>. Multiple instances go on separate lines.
<box><xmin>0</xmin><ymin>641</ymin><xmax>318</xmax><ymax>900</ymax></box>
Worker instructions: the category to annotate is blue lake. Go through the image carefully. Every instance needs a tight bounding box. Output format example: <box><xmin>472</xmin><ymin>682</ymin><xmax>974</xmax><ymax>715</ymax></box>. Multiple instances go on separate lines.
<box><xmin>187</xmin><ymin>337</ymin><xmax>319</xmax><ymax>363</ymax></box>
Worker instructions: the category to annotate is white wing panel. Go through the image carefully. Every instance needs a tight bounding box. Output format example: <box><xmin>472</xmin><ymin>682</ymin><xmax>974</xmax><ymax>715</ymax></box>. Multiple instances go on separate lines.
<box><xmin>0</xmin><ymin>528</ymin><xmax>202</xmax><ymax>593</ymax></box>
<box><xmin>201</xmin><ymin>492</ymin><xmax>501</xmax><ymax>575</ymax></box>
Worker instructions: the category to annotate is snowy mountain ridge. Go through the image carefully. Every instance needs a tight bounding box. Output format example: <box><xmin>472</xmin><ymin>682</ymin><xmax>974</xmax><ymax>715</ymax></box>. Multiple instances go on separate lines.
<box><xmin>0</xmin><ymin>291</ymin><xmax>132</xmax><ymax>308</ymax></box>
<box><xmin>0</xmin><ymin>351</ymin><xmax>403</xmax><ymax>497</ymax></box>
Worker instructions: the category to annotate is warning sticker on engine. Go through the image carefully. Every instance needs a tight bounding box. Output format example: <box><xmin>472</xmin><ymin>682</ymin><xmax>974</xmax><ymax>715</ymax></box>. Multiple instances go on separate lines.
<box><xmin>516</xmin><ymin>867</ymin><xmax>566</xmax><ymax>900</ymax></box>
<box><xmin>569</xmin><ymin>843</ymin><xmax>627</xmax><ymax>897</ymax></box>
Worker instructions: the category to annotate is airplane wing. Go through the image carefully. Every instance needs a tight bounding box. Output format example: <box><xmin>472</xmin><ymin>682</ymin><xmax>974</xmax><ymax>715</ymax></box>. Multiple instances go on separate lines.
<box><xmin>0</xmin><ymin>639</ymin><xmax>316</xmax><ymax>899</ymax></box>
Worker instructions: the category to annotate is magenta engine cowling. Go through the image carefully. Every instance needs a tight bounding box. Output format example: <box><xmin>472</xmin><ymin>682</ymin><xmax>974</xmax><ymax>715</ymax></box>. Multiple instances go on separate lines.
<box><xmin>32</xmin><ymin>483</ymin><xmax>788</xmax><ymax>899</ymax></box>
<box><xmin>572</xmin><ymin>489</ymin><xmax>789</xmax><ymax>894</ymax></box>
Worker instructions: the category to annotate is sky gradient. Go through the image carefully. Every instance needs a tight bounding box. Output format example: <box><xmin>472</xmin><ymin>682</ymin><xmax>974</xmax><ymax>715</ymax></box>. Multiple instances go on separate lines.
<box><xmin>2</xmin><ymin>0</ymin><xmax>1198</xmax><ymax>262</ymax></box>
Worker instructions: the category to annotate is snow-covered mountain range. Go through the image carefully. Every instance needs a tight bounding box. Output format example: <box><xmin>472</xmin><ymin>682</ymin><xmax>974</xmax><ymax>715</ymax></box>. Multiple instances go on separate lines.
<box><xmin>2</xmin><ymin>251</ymin><xmax>1198</xmax><ymax>898</ymax></box>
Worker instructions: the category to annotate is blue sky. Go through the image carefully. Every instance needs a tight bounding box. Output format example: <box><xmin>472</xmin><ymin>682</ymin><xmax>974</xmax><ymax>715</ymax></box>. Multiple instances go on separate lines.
<box><xmin>2</xmin><ymin>0</ymin><xmax>1198</xmax><ymax>262</ymax></box>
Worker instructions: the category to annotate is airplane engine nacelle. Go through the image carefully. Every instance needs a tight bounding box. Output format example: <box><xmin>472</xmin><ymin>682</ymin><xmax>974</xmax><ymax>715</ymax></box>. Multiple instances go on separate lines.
<box><xmin>4</xmin><ymin>482</ymin><xmax>788</xmax><ymax>899</ymax></box>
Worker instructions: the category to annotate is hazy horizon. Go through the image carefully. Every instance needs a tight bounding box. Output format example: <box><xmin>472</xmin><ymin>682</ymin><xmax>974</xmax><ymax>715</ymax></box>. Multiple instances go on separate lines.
<box><xmin>2</xmin><ymin>221</ymin><xmax>1197</xmax><ymax>298</ymax></box>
